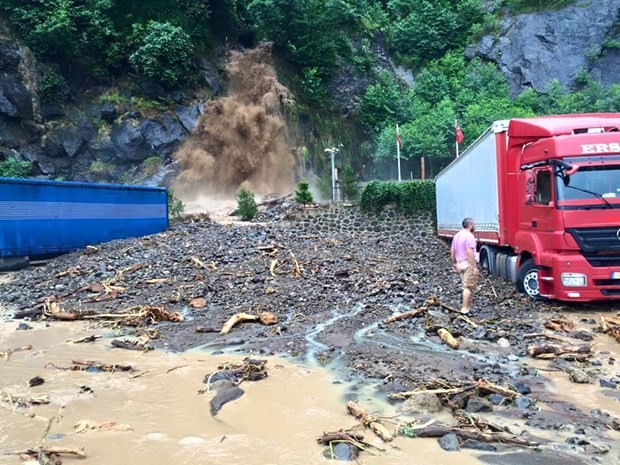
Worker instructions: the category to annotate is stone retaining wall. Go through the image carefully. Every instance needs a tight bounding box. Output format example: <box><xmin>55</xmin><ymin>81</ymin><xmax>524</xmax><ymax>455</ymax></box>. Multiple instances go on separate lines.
<box><xmin>280</xmin><ymin>204</ymin><xmax>435</xmax><ymax>237</ymax></box>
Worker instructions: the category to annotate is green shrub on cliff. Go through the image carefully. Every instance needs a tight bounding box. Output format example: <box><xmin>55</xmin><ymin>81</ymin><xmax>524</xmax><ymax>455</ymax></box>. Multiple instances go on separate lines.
<box><xmin>0</xmin><ymin>157</ymin><xmax>32</xmax><ymax>178</ymax></box>
<box><xmin>129</xmin><ymin>21</ymin><xmax>194</xmax><ymax>89</ymax></box>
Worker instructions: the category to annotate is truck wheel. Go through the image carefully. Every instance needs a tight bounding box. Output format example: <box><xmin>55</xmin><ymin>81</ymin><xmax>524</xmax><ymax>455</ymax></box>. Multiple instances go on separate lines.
<box><xmin>480</xmin><ymin>251</ymin><xmax>490</xmax><ymax>272</ymax></box>
<box><xmin>517</xmin><ymin>259</ymin><xmax>539</xmax><ymax>298</ymax></box>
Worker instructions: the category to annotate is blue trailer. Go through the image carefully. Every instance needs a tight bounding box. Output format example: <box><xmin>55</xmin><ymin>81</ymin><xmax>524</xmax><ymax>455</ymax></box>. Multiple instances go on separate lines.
<box><xmin>0</xmin><ymin>177</ymin><xmax>169</xmax><ymax>263</ymax></box>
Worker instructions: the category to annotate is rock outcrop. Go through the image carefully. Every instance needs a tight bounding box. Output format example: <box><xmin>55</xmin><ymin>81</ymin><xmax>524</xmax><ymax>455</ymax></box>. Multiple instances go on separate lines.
<box><xmin>0</xmin><ymin>24</ymin><xmax>216</xmax><ymax>182</ymax></box>
<box><xmin>468</xmin><ymin>0</ymin><xmax>620</xmax><ymax>95</ymax></box>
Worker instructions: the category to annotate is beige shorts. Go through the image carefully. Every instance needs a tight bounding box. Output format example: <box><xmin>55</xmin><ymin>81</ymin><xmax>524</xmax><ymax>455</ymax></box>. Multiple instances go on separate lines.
<box><xmin>457</xmin><ymin>262</ymin><xmax>478</xmax><ymax>291</ymax></box>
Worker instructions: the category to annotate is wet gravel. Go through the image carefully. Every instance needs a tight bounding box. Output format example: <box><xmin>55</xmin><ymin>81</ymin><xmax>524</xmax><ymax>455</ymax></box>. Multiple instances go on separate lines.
<box><xmin>1</xmin><ymin>216</ymin><xmax>619</xmax><ymax>462</ymax></box>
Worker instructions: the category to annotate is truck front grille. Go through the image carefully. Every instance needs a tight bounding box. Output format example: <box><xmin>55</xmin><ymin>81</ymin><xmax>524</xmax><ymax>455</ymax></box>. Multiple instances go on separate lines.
<box><xmin>566</xmin><ymin>227</ymin><xmax>620</xmax><ymax>254</ymax></box>
<box><xmin>582</xmin><ymin>253</ymin><xmax>620</xmax><ymax>267</ymax></box>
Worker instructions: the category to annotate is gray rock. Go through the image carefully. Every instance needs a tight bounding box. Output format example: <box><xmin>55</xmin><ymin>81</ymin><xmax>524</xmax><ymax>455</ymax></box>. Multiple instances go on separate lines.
<box><xmin>470</xmin><ymin>0</ymin><xmax>620</xmax><ymax>95</ymax></box>
<box><xmin>110</xmin><ymin>121</ymin><xmax>152</xmax><ymax>161</ymax></box>
<box><xmin>398</xmin><ymin>391</ymin><xmax>442</xmax><ymax>414</ymax></box>
<box><xmin>487</xmin><ymin>393</ymin><xmax>506</xmax><ymax>406</ymax></box>
<box><xmin>569</xmin><ymin>368</ymin><xmax>591</xmax><ymax>384</ymax></box>
<box><xmin>466</xmin><ymin>396</ymin><xmax>493</xmax><ymax>413</ymax></box>
<box><xmin>512</xmin><ymin>380</ymin><xmax>532</xmax><ymax>395</ymax></box>
<box><xmin>322</xmin><ymin>442</ymin><xmax>360</xmax><ymax>461</ymax></box>
<box><xmin>100</xmin><ymin>102</ymin><xmax>117</xmax><ymax>123</ymax></box>
<box><xmin>438</xmin><ymin>433</ymin><xmax>460</xmax><ymax>451</ymax></box>
<box><xmin>513</xmin><ymin>396</ymin><xmax>535</xmax><ymax>410</ymax></box>
<box><xmin>462</xmin><ymin>439</ymin><xmax>497</xmax><ymax>452</ymax></box>
<box><xmin>0</xmin><ymin>40</ymin><xmax>21</xmax><ymax>72</ymax></box>
<box><xmin>209</xmin><ymin>386</ymin><xmax>244</xmax><ymax>415</ymax></box>
<box><xmin>139</xmin><ymin>116</ymin><xmax>185</xmax><ymax>156</ymax></box>
<box><xmin>176</xmin><ymin>104</ymin><xmax>202</xmax><ymax>133</ymax></box>
<box><xmin>599</xmin><ymin>378</ymin><xmax>617</xmax><ymax>389</ymax></box>
<box><xmin>0</xmin><ymin>74</ymin><xmax>34</xmax><ymax>120</ymax></box>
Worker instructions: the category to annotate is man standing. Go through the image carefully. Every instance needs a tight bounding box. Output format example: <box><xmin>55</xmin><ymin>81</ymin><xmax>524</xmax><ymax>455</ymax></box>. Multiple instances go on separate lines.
<box><xmin>451</xmin><ymin>218</ymin><xmax>479</xmax><ymax>314</ymax></box>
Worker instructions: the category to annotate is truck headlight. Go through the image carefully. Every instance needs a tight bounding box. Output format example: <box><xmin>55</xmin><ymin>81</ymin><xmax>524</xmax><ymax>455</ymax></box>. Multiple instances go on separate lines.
<box><xmin>561</xmin><ymin>273</ymin><xmax>587</xmax><ymax>287</ymax></box>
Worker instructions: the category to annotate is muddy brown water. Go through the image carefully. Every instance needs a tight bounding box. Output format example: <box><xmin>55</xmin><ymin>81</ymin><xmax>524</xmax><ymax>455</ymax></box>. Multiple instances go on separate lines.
<box><xmin>1</xmin><ymin>319</ymin><xmax>487</xmax><ymax>465</ymax></box>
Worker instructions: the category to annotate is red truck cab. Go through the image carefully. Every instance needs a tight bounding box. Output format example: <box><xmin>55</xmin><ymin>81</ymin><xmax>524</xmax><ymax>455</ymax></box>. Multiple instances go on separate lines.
<box><xmin>436</xmin><ymin>113</ymin><xmax>620</xmax><ymax>302</ymax></box>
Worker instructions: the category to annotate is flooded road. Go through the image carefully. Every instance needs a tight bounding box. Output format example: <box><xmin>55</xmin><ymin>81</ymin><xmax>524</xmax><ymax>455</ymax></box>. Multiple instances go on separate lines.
<box><xmin>0</xmin><ymin>320</ymin><xmax>486</xmax><ymax>465</ymax></box>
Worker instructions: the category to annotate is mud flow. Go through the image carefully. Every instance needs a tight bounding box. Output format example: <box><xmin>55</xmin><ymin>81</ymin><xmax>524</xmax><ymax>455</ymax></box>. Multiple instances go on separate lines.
<box><xmin>1</xmin><ymin>320</ymin><xmax>485</xmax><ymax>465</ymax></box>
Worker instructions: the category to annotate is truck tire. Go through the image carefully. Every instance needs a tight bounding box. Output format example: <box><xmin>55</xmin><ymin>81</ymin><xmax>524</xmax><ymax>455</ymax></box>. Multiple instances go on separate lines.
<box><xmin>517</xmin><ymin>259</ymin><xmax>539</xmax><ymax>298</ymax></box>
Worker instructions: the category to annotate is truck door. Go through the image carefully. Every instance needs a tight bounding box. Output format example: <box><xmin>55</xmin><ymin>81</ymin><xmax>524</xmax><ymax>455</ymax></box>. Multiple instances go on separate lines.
<box><xmin>521</xmin><ymin>168</ymin><xmax>560</xmax><ymax>262</ymax></box>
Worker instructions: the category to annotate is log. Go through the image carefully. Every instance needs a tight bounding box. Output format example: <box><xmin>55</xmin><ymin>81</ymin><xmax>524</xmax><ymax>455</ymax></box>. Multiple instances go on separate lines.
<box><xmin>0</xmin><ymin>392</ymin><xmax>50</xmax><ymax>405</ymax></box>
<box><xmin>438</xmin><ymin>328</ymin><xmax>460</xmax><ymax>350</ymax></box>
<box><xmin>220</xmin><ymin>313</ymin><xmax>259</xmax><ymax>335</ymax></box>
<box><xmin>408</xmin><ymin>425</ymin><xmax>538</xmax><ymax>448</ymax></box>
<box><xmin>384</xmin><ymin>306</ymin><xmax>428</xmax><ymax>324</ymax></box>
<box><xmin>527</xmin><ymin>343</ymin><xmax>591</xmax><ymax>358</ymax></box>
<box><xmin>13</xmin><ymin>308</ymin><xmax>43</xmax><ymax>319</ymax></box>
<box><xmin>346</xmin><ymin>401</ymin><xmax>393</xmax><ymax>442</ymax></box>
<box><xmin>1</xmin><ymin>447</ymin><xmax>86</xmax><ymax>458</ymax></box>
<box><xmin>317</xmin><ymin>432</ymin><xmax>365</xmax><ymax>444</ymax></box>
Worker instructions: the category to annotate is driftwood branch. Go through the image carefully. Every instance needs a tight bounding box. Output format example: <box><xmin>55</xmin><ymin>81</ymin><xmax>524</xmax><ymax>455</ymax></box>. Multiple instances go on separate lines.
<box><xmin>404</xmin><ymin>424</ymin><xmax>538</xmax><ymax>447</ymax></box>
<box><xmin>220</xmin><ymin>311</ymin><xmax>278</xmax><ymax>335</ymax></box>
<box><xmin>346</xmin><ymin>401</ymin><xmax>393</xmax><ymax>442</ymax></box>
<box><xmin>438</xmin><ymin>328</ymin><xmax>459</xmax><ymax>349</ymax></box>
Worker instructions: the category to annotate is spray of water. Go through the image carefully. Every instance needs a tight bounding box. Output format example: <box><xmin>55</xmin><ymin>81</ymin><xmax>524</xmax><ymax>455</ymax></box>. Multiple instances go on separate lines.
<box><xmin>173</xmin><ymin>44</ymin><xmax>295</xmax><ymax>208</ymax></box>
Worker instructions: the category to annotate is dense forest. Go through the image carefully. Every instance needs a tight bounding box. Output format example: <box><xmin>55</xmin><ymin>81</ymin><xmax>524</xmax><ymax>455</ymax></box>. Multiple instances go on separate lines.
<box><xmin>0</xmin><ymin>0</ymin><xmax>618</xmax><ymax>182</ymax></box>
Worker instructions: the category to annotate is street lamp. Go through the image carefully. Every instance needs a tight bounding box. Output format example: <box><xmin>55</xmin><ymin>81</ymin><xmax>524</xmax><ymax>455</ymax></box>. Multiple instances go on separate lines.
<box><xmin>325</xmin><ymin>145</ymin><xmax>342</xmax><ymax>203</ymax></box>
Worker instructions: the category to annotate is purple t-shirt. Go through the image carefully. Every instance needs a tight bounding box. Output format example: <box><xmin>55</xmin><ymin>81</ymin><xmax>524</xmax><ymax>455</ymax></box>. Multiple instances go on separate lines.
<box><xmin>451</xmin><ymin>229</ymin><xmax>476</xmax><ymax>263</ymax></box>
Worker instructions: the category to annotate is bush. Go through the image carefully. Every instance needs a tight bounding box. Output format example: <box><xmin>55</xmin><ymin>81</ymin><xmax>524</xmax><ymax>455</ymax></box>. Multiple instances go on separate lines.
<box><xmin>0</xmin><ymin>157</ymin><xmax>32</xmax><ymax>178</ymax></box>
<box><xmin>341</xmin><ymin>165</ymin><xmax>359</xmax><ymax>202</ymax></box>
<box><xmin>39</xmin><ymin>71</ymin><xmax>70</xmax><ymax>103</ymax></box>
<box><xmin>89</xmin><ymin>160</ymin><xmax>115</xmax><ymax>180</ymax></box>
<box><xmin>294</xmin><ymin>180</ymin><xmax>314</xmax><ymax>206</ymax></box>
<box><xmin>129</xmin><ymin>21</ymin><xmax>194</xmax><ymax>89</ymax></box>
<box><xmin>360</xmin><ymin>180</ymin><xmax>435</xmax><ymax>215</ymax></box>
<box><xmin>141</xmin><ymin>156</ymin><xmax>163</xmax><ymax>177</ymax></box>
<box><xmin>236</xmin><ymin>187</ymin><xmax>258</xmax><ymax>221</ymax></box>
<box><xmin>167</xmin><ymin>188</ymin><xmax>185</xmax><ymax>220</ymax></box>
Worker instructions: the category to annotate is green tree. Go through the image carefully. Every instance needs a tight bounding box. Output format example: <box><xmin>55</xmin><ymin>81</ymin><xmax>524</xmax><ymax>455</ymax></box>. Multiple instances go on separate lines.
<box><xmin>294</xmin><ymin>180</ymin><xmax>314</xmax><ymax>206</ymax></box>
<box><xmin>236</xmin><ymin>187</ymin><xmax>258</xmax><ymax>221</ymax></box>
<box><xmin>341</xmin><ymin>164</ymin><xmax>359</xmax><ymax>201</ymax></box>
<box><xmin>129</xmin><ymin>21</ymin><xmax>194</xmax><ymax>88</ymax></box>
<box><xmin>358</xmin><ymin>70</ymin><xmax>411</xmax><ymax>131</ymax></box>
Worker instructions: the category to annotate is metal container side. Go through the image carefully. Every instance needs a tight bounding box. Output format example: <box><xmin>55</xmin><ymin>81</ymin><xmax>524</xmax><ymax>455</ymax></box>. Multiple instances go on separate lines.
<box><xmin>0</xmin><ymin>178</ymin><xmax>169</xmax><ymax>258</ymax></box>
<box><xmin>435</xmin><ymin>128</ymin><xmax>500</xmax><ymax>237</ymax></box>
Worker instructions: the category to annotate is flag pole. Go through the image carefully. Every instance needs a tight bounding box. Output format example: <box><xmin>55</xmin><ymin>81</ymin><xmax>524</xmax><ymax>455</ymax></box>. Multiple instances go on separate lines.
<box><xmin>396</xmin><ymin>124</ymin><xmax>402</xmax><ymax>181</ymax></box>
<box><xmin>455</xmin><ymin>120</ymin><xmax>459</xmax><ymax>158</ymax></box>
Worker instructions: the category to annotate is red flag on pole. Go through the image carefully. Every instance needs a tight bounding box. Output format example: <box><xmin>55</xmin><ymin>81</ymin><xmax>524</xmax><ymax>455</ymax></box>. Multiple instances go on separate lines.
<box><xmin>396</xmin><ymin>126</ymin><xmax>402</xmax><ymax>148</ymax></box>
<box><xmin>455</xmin><ymin>121</ymin><xmax>464</xmax><ymax>144</ymax></box>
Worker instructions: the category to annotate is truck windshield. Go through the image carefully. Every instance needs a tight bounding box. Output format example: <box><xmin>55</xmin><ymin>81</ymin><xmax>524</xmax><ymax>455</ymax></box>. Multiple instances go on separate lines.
<box><xmin>556</xmin><ymin>164</ymin><xmax>620</xmax><ymax>206</ymax></box>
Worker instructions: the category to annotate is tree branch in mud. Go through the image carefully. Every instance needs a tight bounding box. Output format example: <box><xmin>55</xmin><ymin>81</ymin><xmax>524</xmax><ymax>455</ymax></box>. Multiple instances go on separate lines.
<box><xmin>400</xmin><ymin>424</ymin><xmax>539</xmax><ymax>448</ymax></box>
<box><xmin>437</xmin><ymin>328</ymin><xmax>459</xmax><ymax>350</ymax></box>
<box><xmin>45</xmin><ymin>360</ymin><xmax>135</xmax><ymax>373</ymax></box>
<box><xmin>1</xmin><ymin>391</ymin><xmax>50</xmax><ymax>406</ymax></box>
<box><xmin>389</xmin><ymin>379</ymin><xmax>519</xmax><ymax>402</ymax></box>
<box><xmin>1</xmin><ymin>344</ymin><xmax>32</xmax><ymax>361</ymax></box>
<box><xmin>600</xmin><ymin>315</ymin><xmax>620</xmax><ymax>342</ymax></box>
<box><xmin>384</xmin><ymin>295</ymin><xmax>463</xmax><ymax>325</ymax></box>
<box><xmin>220</xmin><ymin>311</ymin><xmax>277</xmax><ymax>335</ymax></box>
<box><xmin>346</xmin><ymin>401</ymin><xmax>394</xmax><ymax>442</ymax></box>
<box><xmin>1</xmin><ymin>447</ymin><xmax>87</xmax><ymax>459</ymax></box>
<box><xmin>317</xmin><ymin>430</ymin><xmax>385</xmax><ymax>455</ymax></box>
<box><xmin>527</xmin><ymin>343</ymin><xmax>591</xmax><ymax>358</ymax></box>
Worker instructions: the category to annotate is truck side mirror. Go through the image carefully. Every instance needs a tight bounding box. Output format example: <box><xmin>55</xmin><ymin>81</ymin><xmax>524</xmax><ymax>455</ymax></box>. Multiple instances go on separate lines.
<box><xmin>525</xmin><ymin>173</ymin><xmax>536</xmax><ymax>205</ymax></box>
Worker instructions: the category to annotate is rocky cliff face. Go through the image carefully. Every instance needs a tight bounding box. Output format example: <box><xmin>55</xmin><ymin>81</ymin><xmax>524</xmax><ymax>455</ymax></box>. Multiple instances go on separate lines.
<box><xmin>0</xmin><ymin>22</ymin><xmax>217</xmax><ymax>183</ymax></box>
<box><xmin>468</xmin><ymin>0</ymin><xmax>620</xmax><ymax>96</ymax></box>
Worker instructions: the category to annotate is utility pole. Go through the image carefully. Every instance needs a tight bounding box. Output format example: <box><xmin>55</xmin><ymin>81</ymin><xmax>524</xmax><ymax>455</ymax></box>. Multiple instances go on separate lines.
<box><xmin>325</xmin><ymin>146</ymin><xmax>341</xmax><ymax>203</ymax></box>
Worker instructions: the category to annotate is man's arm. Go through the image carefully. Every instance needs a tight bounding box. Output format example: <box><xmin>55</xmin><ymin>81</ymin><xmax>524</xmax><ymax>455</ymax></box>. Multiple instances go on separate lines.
<box><xmin>451</xmin><ymin>248</ymin><xmax>457</xmax><ymax>271</ymax></box>
<box><xmin>467</xmin><ymin>247</ymin><xmax>479</xmax><ymax>274</ymax></box>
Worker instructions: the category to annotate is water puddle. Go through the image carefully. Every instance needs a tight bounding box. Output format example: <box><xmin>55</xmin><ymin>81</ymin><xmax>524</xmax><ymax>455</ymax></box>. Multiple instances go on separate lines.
<box><xmin>0</xmin><ymin>320</ymin><xmax>487</xmax><ymax>465</ymax></box>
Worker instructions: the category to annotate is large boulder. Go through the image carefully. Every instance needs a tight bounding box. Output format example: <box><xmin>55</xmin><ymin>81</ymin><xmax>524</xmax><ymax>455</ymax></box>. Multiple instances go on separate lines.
<box><xmin>0</xmin><ymin>74</ymin><xmax>34</xmax><ymax>120</ymax></box>
<box><xmin>468</xmin><ymin>0</ymin><xmax>620</xmax><ymax>95</ymax></box>
<box><xmin>398</xmin><ymin>392</ymin><xmax>443</xmax><ymax>414</ymax></box>
<box><xmin>110</xmin><ymin>120</ymin><xmax>153</xmax><ymax>162</ymax></box>
<box><xmin>139</xmin><ymin>115</ymin><xmax>185</xmax><ymax>156</ymax></box>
